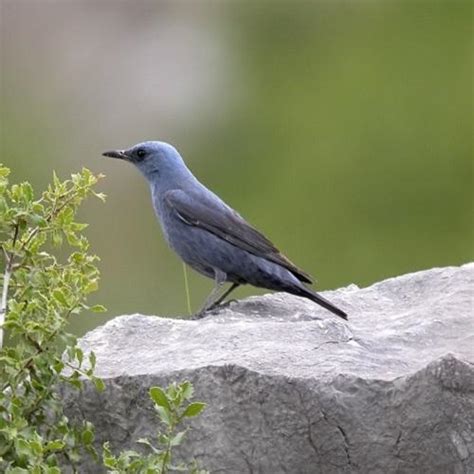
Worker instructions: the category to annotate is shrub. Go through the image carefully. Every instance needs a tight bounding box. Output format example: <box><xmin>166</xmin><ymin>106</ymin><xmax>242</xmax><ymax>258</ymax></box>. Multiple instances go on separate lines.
<box><xmin>0</xmin><ymin>166</ymin><xmax>105</xmax><ymax>471</ymax></box>
<box><xmin>0</xmin><ymin>166</ymin><xmax>208</xmax><ymax>473</ymax></box>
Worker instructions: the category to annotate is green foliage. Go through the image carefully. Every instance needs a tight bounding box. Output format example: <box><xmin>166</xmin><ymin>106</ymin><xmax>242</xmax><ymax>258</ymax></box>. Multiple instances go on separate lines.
<box><xmin>103</xmin><ymin>381</ymin><xmax>207</xmax><ymax>474</ymax></box>
<box><xmin>0</xmin><ymin>165</ymin><xmax>106</xmax><ymax>471</ymax></box>
<box><xmin>0</xmin><ymin>166</ymin><xmax>208</xmax><ymax>473</ymax></box>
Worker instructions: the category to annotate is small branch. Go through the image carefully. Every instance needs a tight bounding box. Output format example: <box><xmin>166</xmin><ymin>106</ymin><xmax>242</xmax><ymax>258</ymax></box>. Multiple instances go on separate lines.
<box><xmin>12</xmin><ymin>223</ymin><xmax>19</xmax><ymax>247</ymax></box>
<box><xmin>0</xmin><ymin>222</ymin><xmax>19</xmax><ymax>349</ymax></box>
<box><xmin>0</xmin><ymin>260</ymin><xmax>12</xmax><ymax>348</ymax></box>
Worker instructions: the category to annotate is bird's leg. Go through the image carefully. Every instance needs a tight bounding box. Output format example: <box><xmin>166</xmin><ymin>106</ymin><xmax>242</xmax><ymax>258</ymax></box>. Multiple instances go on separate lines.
<box><xmin>208</xmin><ymin>282</ymin><xmax>240</xmax><ymax>310</ymax></box>
<box><xmin>194</xmin><ymin>269</ymin><xmax>228</xmax><ymax>318</ymax></box>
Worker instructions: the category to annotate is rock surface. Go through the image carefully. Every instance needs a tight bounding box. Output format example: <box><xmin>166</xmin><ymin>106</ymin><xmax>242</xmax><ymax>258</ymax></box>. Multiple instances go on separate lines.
<box><xmin>65</xmin><ymin>264</ymin><xmax>474</xmax><ymax>473</ymax></box>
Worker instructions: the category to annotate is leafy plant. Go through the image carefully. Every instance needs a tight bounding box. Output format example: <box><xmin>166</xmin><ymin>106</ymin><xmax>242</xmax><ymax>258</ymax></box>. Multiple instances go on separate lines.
<box><xmin>0</xmin><ymin>166</ymin><xmax>208</xmax><ymax>473</ymax></box>
<box><xmin>0</xmin><ymin>165</ymin><xmax>106</xmax><ymax>472</ymax></box>
<box><xmin>103</xmin><ymin>381</ymin><xmax>207</xmax><ymax>474</ymax></box>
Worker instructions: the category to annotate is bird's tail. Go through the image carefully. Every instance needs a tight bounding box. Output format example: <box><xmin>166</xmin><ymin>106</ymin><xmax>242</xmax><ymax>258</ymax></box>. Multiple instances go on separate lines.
<box><xmin>295</xmin><ymin>286</ymin><xmax>348</xmax><ymax>320</ymax></box>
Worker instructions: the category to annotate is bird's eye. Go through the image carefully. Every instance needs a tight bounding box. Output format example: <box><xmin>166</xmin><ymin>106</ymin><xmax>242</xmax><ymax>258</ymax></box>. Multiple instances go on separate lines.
<box><xmin>136</xmin><ymin>148</ymin><xmax>146</xmax><ymax>160</ymax></box>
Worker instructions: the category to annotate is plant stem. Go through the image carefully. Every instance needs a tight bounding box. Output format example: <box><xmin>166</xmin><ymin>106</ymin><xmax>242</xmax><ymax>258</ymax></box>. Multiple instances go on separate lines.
<box><xmin>182</xmin><ymin>262</ymin><xmax>192</xmax><ymax>315</ymax></box>
<box><xmin>0</xmin><ymin>223</ymin><xmax>19</xmax><ymax>349</ymax></box>
<box><xmin>162</xmin><ymin>423</ymin><xmax>174</xmax><ymax>474</ymax></box>
<box><xmin>0</xmin><ymin>256</ymin><xmax>11</xmax><ymax>349</ymax></box>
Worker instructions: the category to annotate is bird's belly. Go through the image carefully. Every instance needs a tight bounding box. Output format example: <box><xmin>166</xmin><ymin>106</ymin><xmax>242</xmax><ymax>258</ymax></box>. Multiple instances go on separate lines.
<box><xmin>160</xmin><ymin>213</ymin><xmax>217</xmax><ymax>279</ymax></box>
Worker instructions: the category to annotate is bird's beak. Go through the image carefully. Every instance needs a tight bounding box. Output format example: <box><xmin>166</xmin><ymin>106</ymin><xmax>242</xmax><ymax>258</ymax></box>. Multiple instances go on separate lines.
<box><xmin>102</xmin><ymin>149</ymin><xmax>129</xmax><ymax>160</ymax></box>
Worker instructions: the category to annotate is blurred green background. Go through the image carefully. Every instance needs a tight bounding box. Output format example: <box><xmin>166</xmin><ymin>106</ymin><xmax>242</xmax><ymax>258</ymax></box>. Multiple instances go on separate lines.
<box><xmin>1</xmin><ymin>0</ymin><xmax>472</xmax><ymax>335</ymax></box>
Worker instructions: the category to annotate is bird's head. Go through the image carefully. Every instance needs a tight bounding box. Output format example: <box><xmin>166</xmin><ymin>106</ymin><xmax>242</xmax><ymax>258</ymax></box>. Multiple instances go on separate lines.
<box><xmin>102</xmin><ymin>141</ymin><xmax>189</xmax><ymax>186</ymax></box>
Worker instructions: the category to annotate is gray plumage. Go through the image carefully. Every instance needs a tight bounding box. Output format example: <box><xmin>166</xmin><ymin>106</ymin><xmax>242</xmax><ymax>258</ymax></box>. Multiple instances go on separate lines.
<box><xmin>103</xmin><ymin>141</ymin><xmax>347</xmax><ymax>320</ymax></box>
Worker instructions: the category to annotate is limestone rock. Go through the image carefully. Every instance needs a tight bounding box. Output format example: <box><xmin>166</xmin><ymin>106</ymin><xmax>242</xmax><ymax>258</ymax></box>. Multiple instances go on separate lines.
<box><xmin>64</xmin><ymin>263</ymin><xmax>474</xmax><ymax>473</ymax></box>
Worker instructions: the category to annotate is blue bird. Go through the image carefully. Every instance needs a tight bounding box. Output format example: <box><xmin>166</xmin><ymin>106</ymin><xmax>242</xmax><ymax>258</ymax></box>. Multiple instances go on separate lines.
<box><xmin>103</xmin><ymin>141</ymin><xmax>347</xmax><ymax>320</ymax></box>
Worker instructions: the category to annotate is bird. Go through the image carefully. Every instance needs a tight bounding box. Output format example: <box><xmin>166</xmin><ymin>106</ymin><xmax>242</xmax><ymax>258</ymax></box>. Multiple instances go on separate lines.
<box><xmin>102</xmin><ymin>141</ymin><xmax>347</xmax><ymax>320</ymax></box>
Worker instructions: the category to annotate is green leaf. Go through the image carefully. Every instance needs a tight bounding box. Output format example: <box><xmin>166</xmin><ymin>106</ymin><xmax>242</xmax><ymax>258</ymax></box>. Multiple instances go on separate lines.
<box><xmin>155</xmin><ymin>406</ymin><xmax>172</xmax><ymax>426</ymax></box>
<box><xmin>45</xmin><ymin>440</ymin><xmax>65</xmax><ymax>452</ymax></box>
<box><xmin>82</xmin><ymin>429</ymin><xmax>94</xmax><ymax>445</ymax></box>
<box><xmin>54</xmin><ymin>361</ymin><xmax>65</xmax><ymax>373</ymax></box>
<box><xmin>180</xmin><ymin>381</ymin><xmax>194</xmax><ymax>400</ymax></box>
<box><xmin>149</xmin><ymin>387</ymin><xmax>171</xmax><ymax>410</ymax></box>
<box><xmin>102</xmin><ymin>457</ymin><xmax>116</xmax><ymax>469</ymax></box>
<box><xmin>22</xmin><ymin>182</ymin><xmax>34</xmax><ymax>201</ymax></box>
<box><xmin>0</xmin><ymin>165</ymin><xmax>10</xmax><ymax>177</ymax></box>
<box><xmin>84</xmin><ymin>280</ymin><xmax>98</xmax><ymax>294</ymax></box>
<box><xmin>170</xmin><ymin>430</ymin><xmax>187</xmax><ymax>446</ymax></box>
<box><xmin>52</xmin><ymin>288</ymin><xmax>68</xmax><ymax>306</ymax></box>
<box><xmin>66</xmin><ymin>232</ymin><xmax>81</xmax><ymax>247</ymax></box>
<box><xmin>93</xmin><ymin>192</ymin><xmax>107</xmax><ymax>202</ymax></box>
<box><xmin>89</xmin><ymin>351</ymin><xmax>97</xmax><ymax>369</ymax></box>
<box><xmin>136</xmin><ymin>438</ymin><xmax>152</xmax><ymax>448</ymax></box>
<box><xmin>7</xmin><ymin>468</ymin><xmax>30</xmax><ymax>474</ymax></box>
<box><xmin>137</xmin><ymin>438</ymin><xmax>160</xmax><ymax>454</ymax></box>
<box><xmin>67</xmin><ymin>378</ymin><xmax>83</xmax><ymax>390</ymax></box>
<box><xmin>14</xmin><ymin>438</ymin><xmax>31</xmax><ymax>457</ymax></box>
<box><xmin>30</xmin><ymin>439</ymin><xmax>43</xmax><ymax>456</ymax></box>
<box><xmin>45</xmin><ymin>468</ymin><xmax>61</xmax><ymax>474</ymax></box>
<box><xmin>75</xmin><ymin>347</ymin><xmax>84</xmax><ymax>365</ymax></box>
<box><xmin>93</xmin><ymin>377</ymin><xmax>106</xmax><ymax>392</ymax></box>
<box><xmin>182</xmin><ymin>402</ymin><xmax>206</xmax><ymax>418</ymax></box>
<box><xmin>90</xmin><ymin>304</ymin><xmax>107</xmax><ymax>313</ymax></box>
<box><xmin>10</xmin><ymin>183</ymin><xmax>19</xmax><ymax>200</ymax></box>
<box><xmin>53</xmin><ymin>170</ymin><xmax>61</xmax><ymax>188</ymax></box>
<box><xmin>30</xmin><ymin>214</ymin><xmax>47</xmax><ymax>228</ymax></box>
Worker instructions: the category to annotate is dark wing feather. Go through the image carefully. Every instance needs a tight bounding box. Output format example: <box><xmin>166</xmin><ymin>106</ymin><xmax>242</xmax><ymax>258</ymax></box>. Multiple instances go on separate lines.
<box><xmin>165</xmin><ymin>189</ymin><xmax>312</xmax><ymax>283</ymax></box>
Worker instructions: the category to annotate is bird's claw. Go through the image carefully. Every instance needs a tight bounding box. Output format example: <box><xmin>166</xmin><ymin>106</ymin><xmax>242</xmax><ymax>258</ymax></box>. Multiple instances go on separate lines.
<box><xmin>190</xmin><ymin>311</ymin><xmax>206</xmax><ymax>320</ymax></box>
<box><xmin>215</xmin><ymin>299</ymin><xmax>237</xmax><ymax>309</ymax></box>
<box><xmin>190</xmin><ymin>299</ymin><xmax>238</xmax><ymax>320</ymax></box>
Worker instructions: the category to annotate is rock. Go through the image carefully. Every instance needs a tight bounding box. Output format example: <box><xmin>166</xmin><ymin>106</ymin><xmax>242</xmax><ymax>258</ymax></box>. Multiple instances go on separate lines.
<box><xmin>64</xmin><ymin>263</ymin><xmax>474</xmax><ymax>473</ymax></box>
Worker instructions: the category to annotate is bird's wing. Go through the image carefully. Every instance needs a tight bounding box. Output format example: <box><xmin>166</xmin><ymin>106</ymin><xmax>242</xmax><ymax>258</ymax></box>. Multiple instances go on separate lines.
<box><xmin>164</xmin><ymin>189</ymin><xmax>313</xmax><ymax>284</ymax></box>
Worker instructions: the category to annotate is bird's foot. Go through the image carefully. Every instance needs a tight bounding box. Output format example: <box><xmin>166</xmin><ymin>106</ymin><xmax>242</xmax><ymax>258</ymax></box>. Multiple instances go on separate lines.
<box><xmin>207</xmin><ymin>298</ymin><xmax>239</xmax><ymax>313</ymax></box>
<box><xmin>190</xmin><ymin>311</ymin><xmax>207</xmax><ymax>320</ymax></box>
<box><xmin>215</xmin><ymin>299</ymin><xmax>238</xmax><ymax>310</ymax></box>
<box><xmin>190</xmin><ymin>299</ymin><xmax>238</xmax><ymax>320</ymax></box>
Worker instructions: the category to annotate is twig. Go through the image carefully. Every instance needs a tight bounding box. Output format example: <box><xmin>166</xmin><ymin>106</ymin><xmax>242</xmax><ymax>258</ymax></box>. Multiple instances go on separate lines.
<box><xmin>0</xmin><ymin>259</ymin><xmax>12</xmax><ymax>348</ymax></box>
<box><xmin>0</xmin><ymin>223</ymin><xmax>19</xmax><ymax>349</ymax></box>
